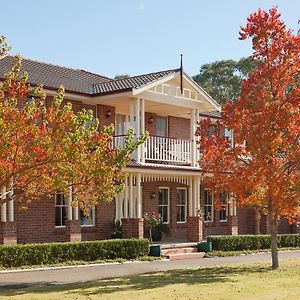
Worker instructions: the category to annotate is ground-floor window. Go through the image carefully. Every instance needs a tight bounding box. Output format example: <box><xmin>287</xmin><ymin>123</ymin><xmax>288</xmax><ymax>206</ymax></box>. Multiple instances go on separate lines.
<box><xmin>177</xmin><ymin>188</ymin><xmax>187</xmax><ymax>223</ymax></box>
<box><xmin>159</xmin><ymin>187</ymin><xmax>169</xmax><ymax>223</ymax></box>
<box><xmin>80</xmin><ymin>207</ymin><xmax>95</xmax><ymax>226</ymax></box>
<box><xmin>204</xmin><ymin>189</ymin><xmax>213</xmax><ymax>222</ymax></box>
<box><xmin>55</xmin><ymin>192</ymin><xmax>67</xmax><ymax>227</ymax></box>
<box><xmin>219</xmin><ymin>191</ymin><xmax>228</xmax><ymax>222</ymax></box>
<box><xmin>55</xmin><ymin>192</ymin><xmax>96</xmax><ymax>227</ymax></box>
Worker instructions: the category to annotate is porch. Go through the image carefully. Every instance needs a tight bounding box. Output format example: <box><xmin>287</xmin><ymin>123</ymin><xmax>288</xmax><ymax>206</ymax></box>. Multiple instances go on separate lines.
<box><xmin>114</xmin><ymin>168</ymin><xmax>239</xmax><ymax>243</ymax></box>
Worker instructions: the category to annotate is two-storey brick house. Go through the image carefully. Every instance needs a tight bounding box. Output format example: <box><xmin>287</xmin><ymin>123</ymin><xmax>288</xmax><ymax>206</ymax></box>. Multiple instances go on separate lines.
<box><xmin>0</xmin><ymin>56</ymin><xmax>296</xmax><ymax>244</ymax></box>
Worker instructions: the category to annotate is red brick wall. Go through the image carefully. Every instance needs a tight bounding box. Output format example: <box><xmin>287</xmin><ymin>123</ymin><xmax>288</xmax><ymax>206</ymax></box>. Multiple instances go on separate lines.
<box><xmin>168</xmin><ymin>116</ymin><xmax>190</xmax><ymax>139</ymax></box>
<box><xmin>145</xmin><ymin>112</ymin><xmax>157</xmax><ymax>136</ymax></box>
<box><xmin>97</xmin><ymin>104</ymin><xmax>115</xmax><ymax>130</ymax></box>
<box><xmin>142</xmin><ymin>181</ymin><xmax>189</xmax><ymax>242</ymax></box>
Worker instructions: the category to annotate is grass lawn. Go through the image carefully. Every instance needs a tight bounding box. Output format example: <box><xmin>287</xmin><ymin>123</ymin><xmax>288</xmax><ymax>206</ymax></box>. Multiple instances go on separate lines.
<box><xmin>1</xmin><ymin>258</ymin><xmax>300</xmax><ymax>300</ymax></box>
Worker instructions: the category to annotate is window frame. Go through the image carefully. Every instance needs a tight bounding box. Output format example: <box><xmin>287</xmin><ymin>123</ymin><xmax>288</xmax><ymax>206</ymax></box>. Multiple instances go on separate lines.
<box><xmin>158</xmin><ymin>187</ymin><xmax>170</xmax><ymax>224</ymax></box>
<box><xmin>219</xmin><ymin>191</ymin><xmax>228</xmax><ymax>222</ymax></box>
<box><xmin>176</xmin><ymin>187</ymin><xmax>187</xmax><ymax>223</ymax></box>
<box><xmin>204</xmin><ymin>188</ymin><xmax>214</xmax><ymax>223</ymax></box>
<box><xmin>156</xmin><ymin>116</ymin><xmax>168</xmax><ymax>137</ymax></box>
<box><xmin>55</xmin><ymin>192</ymin><xmax>68</xmax><ymax>228</ymax></box>
<box><xmin>80</xmin><ymin>207</ymin><xmax>96</xmax><ymax>227</ymax></box>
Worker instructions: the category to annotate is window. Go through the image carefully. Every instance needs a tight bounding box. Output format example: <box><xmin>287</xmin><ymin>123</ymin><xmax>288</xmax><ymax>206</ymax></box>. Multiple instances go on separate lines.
<box><xmin>224</xmin><ymin>128</ymin><xmax>234</xmax><ymax>148</ymax></box>
<box><xmin>219</xmin><ymin>191</ymin><xmax>228</xmax><ymax>222</ymax></box>
<box><xmin>80</xmin><ymin>207</ymin><xmax>95</xmax><ymax>226</ymax></box>
<box><xmin>159</xmin><ymin>188</ymin><xmax>169</xmax><ymax>223</ymax></box>
<box><xmin>115</xmin><ymin>114</ymin><xmax>126</xmax><ymax>135</ymax></box>
<box><xmin>156</xmin><ymin>117</ymin><xmax>168</xmax><ymax>137</ymax></box>
<box><xmin>204</xmin><ymin>189</ymin><xmax>213</xmax><ymax>222</ymax></box>
<box><xmin>55</xmin><ymin>192</ymin><xmax>67</xmax><ymax>227</ymax></box>
<box><xmin>177</xmin><ymin>188</ymin><xmax>187</xmax><ymax>223</ymax></box>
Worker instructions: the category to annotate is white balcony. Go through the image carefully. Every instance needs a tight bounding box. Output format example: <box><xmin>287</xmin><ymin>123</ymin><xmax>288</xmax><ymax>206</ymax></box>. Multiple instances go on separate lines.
<box><xmin>114</xmin><ymin>135</ymin><xmax>195</xmax><ymax>166</ymax></box>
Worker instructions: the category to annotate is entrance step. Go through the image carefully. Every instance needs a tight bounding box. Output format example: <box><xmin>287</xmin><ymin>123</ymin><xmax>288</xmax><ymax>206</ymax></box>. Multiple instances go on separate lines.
<box><xmin>161</xmin><ymin>247</ymin><xmax>198</xmax><ymax>256</ymax></box>
<box><xmin>159</xmin><ymin>243</ymin><xmax>205</xmax><ymax>260</ymax></box>
<box><xmin>167</xmin><ymin>252</ymin><xmax>205</xmax><ymax>261</ymax></box>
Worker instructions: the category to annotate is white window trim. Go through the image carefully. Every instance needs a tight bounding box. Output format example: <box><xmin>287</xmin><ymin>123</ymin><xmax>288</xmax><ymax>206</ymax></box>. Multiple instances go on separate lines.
<box><xmin>156</xmin><ymin>116</ymin><xmax>168</xmax><ymax>137</ymax></box>
<box><xmin>176</xmin><ymin>187</ymin><xmax>187</xmax><ymax>223</ymax></box>
<box><xmin>81</xmin><ymin>207</ymin><xmax>96</xmax><ymax>227</ymax></box>
<box><xmin>204</xmin><ymin>188</ymin><xmax>214</xmax><ymax>223</ymax></box>
<box><xmin>159</xmin><ymin>187</ymin><xmax>170</xmax><ymax>224</ymax></box>
<box><xmin>55</xmin><ymin>192</ymin><xmax>67</xmax><ymax>228</ymax></box>
<box><xmin>219</xmin><ymin>192</ymin><xmax>228</xmax><ymax>222</ymax></box>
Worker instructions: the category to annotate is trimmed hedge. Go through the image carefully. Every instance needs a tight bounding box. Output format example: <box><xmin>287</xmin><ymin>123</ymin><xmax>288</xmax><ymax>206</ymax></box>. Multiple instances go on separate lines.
<box><xmin>0</xmin><ymin>238</ymin><xmax>150</xmax><ymax>268</ymax></box>
<box><xmin>207</xmin><ymin>234</ymin><xmax>300</xmax><ymax>251</ymax></box>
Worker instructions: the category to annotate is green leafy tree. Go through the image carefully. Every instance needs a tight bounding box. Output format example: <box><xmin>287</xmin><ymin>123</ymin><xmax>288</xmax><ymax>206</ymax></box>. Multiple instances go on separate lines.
<box><xmin>193</xmin><ymin>57</ymin><xmax>258</xmax><ymax>105</ymax></box>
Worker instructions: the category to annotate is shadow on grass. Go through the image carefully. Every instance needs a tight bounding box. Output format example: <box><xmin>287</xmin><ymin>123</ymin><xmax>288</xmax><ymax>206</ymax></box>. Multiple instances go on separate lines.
<box><xmin>0</xmin><ymin>264</ymin><xmax>273</xmax><ymax>297</ymax></box>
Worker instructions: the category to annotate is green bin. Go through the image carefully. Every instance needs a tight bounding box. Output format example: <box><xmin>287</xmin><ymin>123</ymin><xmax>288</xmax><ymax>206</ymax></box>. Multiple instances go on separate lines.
<box><xmin>149</xmin><ymin>245</ymin><xmax>161</xmax><ymax>256</ymax></box>
<box><xmin>198</xmin><ymin>241</ymin><xmax>212</xmax><ymax>253</ymax></box>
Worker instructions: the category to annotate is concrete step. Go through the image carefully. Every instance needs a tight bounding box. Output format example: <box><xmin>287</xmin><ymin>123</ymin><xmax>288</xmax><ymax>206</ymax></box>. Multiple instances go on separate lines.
<box><xmin>161</xmin><ymin>246</ymin><xmax>198</xmax><ymax>256</ymax></box>
<box><xmin>166</xmin><ymin>252</ymin><xmax>205</xmax><ymax>261</ymax></box>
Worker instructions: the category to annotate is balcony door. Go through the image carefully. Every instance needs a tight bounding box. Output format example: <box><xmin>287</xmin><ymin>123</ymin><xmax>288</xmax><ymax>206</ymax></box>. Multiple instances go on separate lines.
<box><xmin>156</xmin><ymin>116</ymin><xmax>168</xmax><ymax>137</ymax></box>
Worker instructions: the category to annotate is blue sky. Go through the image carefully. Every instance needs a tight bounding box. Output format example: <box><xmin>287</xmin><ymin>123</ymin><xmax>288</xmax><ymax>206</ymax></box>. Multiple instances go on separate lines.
<box><xmin>1</xmin><ymin>0</ymin><xmax>299</xmax><ymax>78</ymax></box>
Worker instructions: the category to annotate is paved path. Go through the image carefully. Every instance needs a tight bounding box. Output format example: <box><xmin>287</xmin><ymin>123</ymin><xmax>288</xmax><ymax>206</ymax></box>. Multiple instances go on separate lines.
<box><xmin>0</xmin><ymin>250</ymin><xmax>299</xmax><ymax>289</ymax></box>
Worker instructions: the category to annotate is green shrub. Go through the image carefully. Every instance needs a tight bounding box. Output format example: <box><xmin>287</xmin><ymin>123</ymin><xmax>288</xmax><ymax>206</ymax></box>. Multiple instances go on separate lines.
<box><xmin>207</xmin><ymin>234</ymin><xmax>300</xmax><ymax>251</ymax></box>
<box><xmin>0</xmin><ymin>238</ymin><xmax>149</xmax><ymax>268</ymax></box>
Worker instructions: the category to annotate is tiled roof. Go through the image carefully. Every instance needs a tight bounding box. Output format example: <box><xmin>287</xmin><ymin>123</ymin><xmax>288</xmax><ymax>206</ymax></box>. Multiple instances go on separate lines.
<box><xmin>0</xmin><ymin>56</ymin><xmax>179</xmax><ymax>96</ymax></box>
<box><xmin>0</xmin><ymin>56</ymin><xmax>111</xmax><ymax>94</ymax></box>
<box><xmin>92</xmin><ymin>69</ymin><xmax>179</xmax><ymax>94</ymax></box>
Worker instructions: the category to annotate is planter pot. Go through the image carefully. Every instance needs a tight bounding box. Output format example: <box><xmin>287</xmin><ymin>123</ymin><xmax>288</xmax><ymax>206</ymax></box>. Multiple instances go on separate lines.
<box><xmin>111</xmin><ymin>232</ymin><xmax>122</xmax><ymax>239</ymax></box>
<box><xmin>149</xmin><ymin>245</ymin><xmax>161</xmax><ymax>257</ymax></box>
<box><xmin>198</xmin><ymin>241</ymin><xmax>212</xmax><ymax>253</ymax></box>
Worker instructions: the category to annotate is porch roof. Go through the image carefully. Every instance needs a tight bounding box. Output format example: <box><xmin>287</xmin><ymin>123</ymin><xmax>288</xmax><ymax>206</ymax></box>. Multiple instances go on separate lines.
<box><xmin>127</xmin><ymin>161</ymin><xmax>202</xmax><ymax>172</ymax></box>
<box><xmin>92</xmin><ymin>69</ymin><xmax>179</xmax><ymax>95</ymax></box>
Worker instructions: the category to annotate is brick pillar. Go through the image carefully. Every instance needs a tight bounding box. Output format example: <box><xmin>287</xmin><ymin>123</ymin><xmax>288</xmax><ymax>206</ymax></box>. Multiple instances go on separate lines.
<box><xmin>121</xmin><ymin>218</ymin><xmax>144</xmax><ymax>239</ymax></box>
<box><xmin>65</xmin><ymin>220</ymin><xmax>81</xmax><ymax>242</ymax></box>
<box><xmin>0</xmin><ymin>222</ymin><xmax>17</xmax><ymax>244</ymax></box>
<box><xmin>187</xmin><ymin>216</ymin><xmax>203</xmax><ymax>242</ymax></box>
<box><xmin>292</xmin><ymin>217</ymin><xmax>300</xmax><ymax>233</ymax></box>
<box><xmin>227</xmin><ymin>216</ymin><xmax>238</xmax><ymax>235</ymax></box>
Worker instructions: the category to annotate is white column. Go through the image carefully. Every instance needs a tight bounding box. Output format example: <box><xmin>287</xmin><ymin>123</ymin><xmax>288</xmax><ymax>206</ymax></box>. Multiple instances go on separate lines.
<box><xmin>124</xmin><ymin>177</ymin><xmax>129</xmax><ymax>218</ymax></box>
<box><xmin>1</xmin><ymin>186</ymin><xmax>7</xmax><ymax>223</ymax></box>
<box><xmin>8</xmin><ymin>187</ymin><xmax>14</xmax><ymax>222</ymax></box>
<box><xmin>74</xmin><ymin>206</ymin><xmax>79</xmax><ymax>220</ymax></box>
<box><xmin>188</xmin><ymin>178</ymin><xmax>193</xmax><ymax>217</ymax></box>
<box><xmin>129</xmin><ymin>174</ymin><xmax>134</xmax><ymax>218</ymax></box>
<box><xmin>129</xmin><ymin>99</ymin><xmax>135</xmax><ymax>130</ymax></box>
<box><xmin>193</xmin><ymin>177</ymin><xmax>197</xmax><ymax>216</ymax></box>
<box><xmin>136</xmin><ymin>173</ymin><xmax>142</xmax><ymax>218</ymax></box>
<box><xmin>195</xmin><ymin>177</ymin><xmax>201</xmax><ymax>216</ymax></box>
<box><xmin>115</xmin><ymin>195</ymin><xmax>120</xmax><ymax>221</ymax></box>
<box><xmin>135</xmin><ymin>98</ymin><xmax>141</xmax><ymax>162</ymax></box>
<box><xmin>140</xmin><ymin>98</ymin><xmax>145</xmax><ymax>163</ymax></box>
<box><xmin>67</xmin><ymin>187</ymin><xmax>73</xmax><ymax>221</ymax></box>
<box><xmin>190</xmin><ymin>109</ymin><xmax>196</xmax><ymax>167</ymax></box>
<box><xmin>195</xmin><ymin>109</ymin><xmax>200</xmax><ymax>165</ymax></box>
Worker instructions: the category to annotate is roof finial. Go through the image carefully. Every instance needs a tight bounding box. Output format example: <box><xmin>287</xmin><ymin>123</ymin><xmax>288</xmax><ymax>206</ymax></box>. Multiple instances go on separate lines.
<box><xmin>180</xmin><ymin>54</ymin><xmax>183</xmax><ymax>94</ymax></box>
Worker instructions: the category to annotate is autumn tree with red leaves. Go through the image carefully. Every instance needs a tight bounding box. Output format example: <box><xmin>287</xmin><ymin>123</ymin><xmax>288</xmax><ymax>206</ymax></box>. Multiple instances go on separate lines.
<box><xmin>0</xmin><ymin>39</ymin><xmax>147</xmax><ymax>213</ymax></box>
<box><xmin>196</xmin><ymin>7</ymin><xmax>300</xmax><ymax>269</ymax></box>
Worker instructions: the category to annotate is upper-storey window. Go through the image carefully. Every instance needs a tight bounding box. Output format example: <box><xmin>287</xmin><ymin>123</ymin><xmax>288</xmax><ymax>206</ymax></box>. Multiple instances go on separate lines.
<box><xmin>115</xmin><ymin>114</ymin><xmax>126</xmax><ymax>135</ymax></box>
<box><xmin>156</xmin><ymin>117</ymin><xmax>168</xmax><ymax>137</ymax></box>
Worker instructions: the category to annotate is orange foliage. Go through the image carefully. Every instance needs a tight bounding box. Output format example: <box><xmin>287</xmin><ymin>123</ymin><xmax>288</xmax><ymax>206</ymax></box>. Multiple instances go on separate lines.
<box><xmin>196</xmin><ymin>7</ymin><xmax>300</xmax><ymax>223</ymax></box>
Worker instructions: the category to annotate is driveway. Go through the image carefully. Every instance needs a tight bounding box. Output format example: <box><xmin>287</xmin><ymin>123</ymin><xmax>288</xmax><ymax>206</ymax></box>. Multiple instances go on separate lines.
<box><xmin>0</xmin><ymin>250</ymin><xmax>299</xmax><ymax>288</ymax></box>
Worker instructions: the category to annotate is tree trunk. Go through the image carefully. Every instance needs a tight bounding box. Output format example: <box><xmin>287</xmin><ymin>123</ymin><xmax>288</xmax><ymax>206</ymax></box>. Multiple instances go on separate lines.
<box><xmin>268</xmin><ymin>213</ymin><xmax>279</xmax><ymax>269</ymax></box>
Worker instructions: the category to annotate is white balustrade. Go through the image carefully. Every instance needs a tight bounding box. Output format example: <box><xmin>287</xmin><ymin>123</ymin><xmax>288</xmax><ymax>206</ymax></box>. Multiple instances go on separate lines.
<box><xmin>151</xmin><ymin>84</ymin><xmax>199</xmax><ymax>101</ymax></box>
<box><xmin>113</xmin><ymin>135</ymin><xmax>194</xmax><ymax>165</ymax></box>
<box><xmin>144</xmin><ymin>136</ymin><xmax>191</xmax><ymax>164</ymax></box>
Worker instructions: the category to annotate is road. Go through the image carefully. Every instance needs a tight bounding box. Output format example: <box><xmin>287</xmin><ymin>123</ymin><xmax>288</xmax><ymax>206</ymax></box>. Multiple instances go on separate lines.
<box><xmin>0</xmin><ymin>250</ymin><xmax>299</xmax><ymax>289</ymax></box>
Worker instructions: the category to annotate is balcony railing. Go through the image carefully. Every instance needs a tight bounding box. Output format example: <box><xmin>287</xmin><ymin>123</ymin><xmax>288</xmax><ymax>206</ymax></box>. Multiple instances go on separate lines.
<box><xmin>114</xmin><ymin>135</ymin><xmax>192</xmax><ymax>165</ymax></box>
